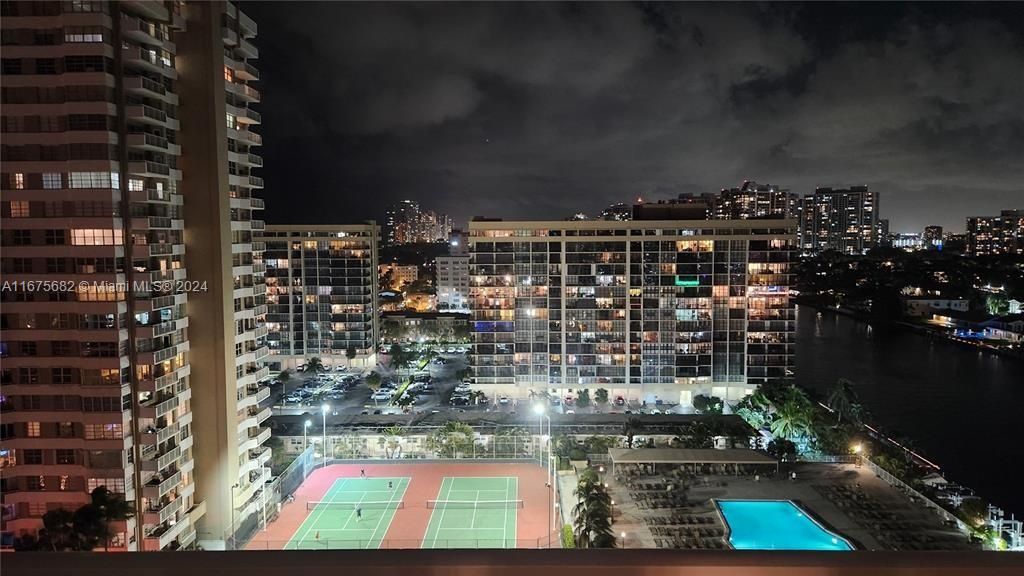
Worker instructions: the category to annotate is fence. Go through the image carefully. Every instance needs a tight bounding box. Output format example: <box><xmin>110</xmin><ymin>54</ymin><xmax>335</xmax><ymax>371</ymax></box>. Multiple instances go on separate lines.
<box><xmin>228</xmin><ymin>445</ymin><xmax>316</xmax><ymax>550</ymax></box>
<box><xmin>320</xmin><ymin>434</ymin><xmax>538</xmax><ymax>461</ymax></box>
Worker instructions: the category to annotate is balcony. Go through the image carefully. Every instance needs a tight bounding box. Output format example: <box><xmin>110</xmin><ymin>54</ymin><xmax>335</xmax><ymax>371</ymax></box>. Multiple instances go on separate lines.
<box><xmin>248</xmin><ymin>175</ymin><xmax>264</xmax><ymax>189</ymax></box>
<box><xmin>255</xmin><ymin>406</ymin><xmax>272</xmax><ymax>424</ymax></box>
<box><xmin>236</xmin><ymin>108</ymin><xmax>261</xmax><ymax>125</ymax></box>
<box><xmin>139</xmin><ymin>394</ymin><xmax>179</xmax><ymax>420</ymax></box>
<box><xmin>122</xmin><ymin>14</ymin><xmax>173</xmax><ymax>49</ymax></box>
<box><xmin>141</xmin><ymin>443</ymin><xmax>181</xmax><ymax>473</ymax></box>
<box><xmin>226</xmin><ymin>80</ymin><xmax>261</xmax><ymax>102</ymax></box>
<box><xmin>247</xmin><ymin>153</ymin><xmax>264</xmax><ymax>167</ymax></box>
<box><xmin>237</xmin><ymin>36</ymin><xmax>259</xmax><ymax>59</ymax></box>
<box><xmin>140</xmin><ymin>419</ymin><xmax>178</xmax><ymax>446</ymax></box>
<box><xmin>128</xmin><ymin>160</ymin><xmax>171</xmax><ymax>178</ymax></box>
<box><xmin>126</xmin><ymin>104</ymin><xmax>179</xmax><ymax>130</ymax></box>
<box><xmin>143</xmin><ymin>470</ymin><xmax>182</xmax><ymax>500</ymax></box>
<box><xmin>125</xmin><ymin>76</ymin><xmax>172</xmax><ymax>101</ymax></box>
<box><xmin>122</xmin><ymin>46</ymin><xmax>177</xmax><ymax>78</ymax></box>
<box><xmin>241</xmin><ymin>61</ymin><xmax>260</xmax><ymax>81</ymax></box>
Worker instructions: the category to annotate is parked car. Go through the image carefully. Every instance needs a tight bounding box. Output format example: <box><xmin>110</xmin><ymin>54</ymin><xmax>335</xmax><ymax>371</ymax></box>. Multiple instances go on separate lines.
<box><xmin>614</xmin><ymin>396</ymin><xmax>626</xmax><ymax>406</ymax></box>
<box><xmin>296</xmin><ymin>364</ymin><xmax>306</xmax><ymax>372</ymax></box>
<box><xmin>566</xmin><ymin>409</ymin><xmax>576</xmax><ymax>415</ymax></box>
<box><xmin>498</xmin><ymin>396</ymin><xmax>510</xmax><ymax>405</ymax></box>
<box><xmin>456</xmin><ymin>347</ymin><xmax>467</xmax><ymax>353</ymax></box>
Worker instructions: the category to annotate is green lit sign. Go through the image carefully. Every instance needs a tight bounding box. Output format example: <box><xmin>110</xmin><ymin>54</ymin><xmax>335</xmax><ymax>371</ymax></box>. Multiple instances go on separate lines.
<box><xmin>675</xmin><ymin>276</ymin><xmax>699</xmax><ymax>287</ymax></box>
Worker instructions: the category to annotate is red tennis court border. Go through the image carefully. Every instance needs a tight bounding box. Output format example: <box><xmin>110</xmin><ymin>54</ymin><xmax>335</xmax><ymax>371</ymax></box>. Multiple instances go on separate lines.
<box><xmin>246</xmin><ymin>462</ymin><xmax>558</xmax><ymax>550</ymax></box>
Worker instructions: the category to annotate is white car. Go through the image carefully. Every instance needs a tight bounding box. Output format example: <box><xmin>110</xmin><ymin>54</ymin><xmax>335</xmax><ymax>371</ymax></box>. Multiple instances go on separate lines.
<box><xmin>371</xmin><ymin>391</ymin><xmax>392</xmax><ymax>401</ymax></box>
<box><xmin>456</xmin><ymin>347</ymin><xmax>467</xmax><ymax>353</ymax></box>
<box><xmin>498</xmin><ymin>396</ymin><xmax>509</xmax><ymax>405</ymax></box>
<box><xmin>335</xmin><ymin>365</ymin><xmax>346</xmax><ymax>372</ymax></box>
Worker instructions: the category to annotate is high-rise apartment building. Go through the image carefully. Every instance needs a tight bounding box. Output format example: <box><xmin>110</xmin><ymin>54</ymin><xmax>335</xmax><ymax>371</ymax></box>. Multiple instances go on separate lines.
<box><xmin>799</xmin><ymin>186</ymin><xmax>881</xmax><ymax>254</ymax></box>
<box><xmin>384</xmin><ymin>199</ymin><xmax>451</xmax><ymax>245</ymax></box>
<box><xmin>467</xmin><ymin>219</ymin><xmax>796</xmax><ymax>408</ymax></box>
<box><xmin>923</xmin><ymin>225</ymin><xmax>943</xmax><ymax>249</ymax></box>
<box><xmin>966</xmin><ymin>210</ymin><xmax>1024</xmax><ymax>256</ymax></box>
<box><xmin>259</xmin><ymin>224</ymin><xmax>380</xmax><ymax>370</ymax></box>
<box><xmin>0</xmin><ymin>0</ymin><xmax>270</xmax><ymax>551</ymax></box>
<box><xmin>712</xmin><ymin>181</ymin><xmax>800</xmax><ymax>221</ymax></box>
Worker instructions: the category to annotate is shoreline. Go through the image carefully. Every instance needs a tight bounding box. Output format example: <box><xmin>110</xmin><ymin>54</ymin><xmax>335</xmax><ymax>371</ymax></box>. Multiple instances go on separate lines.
<box><xmin>795</xmin><ymin>299</ymin><xmax>1024</xmax><ymax>361</ymax></box>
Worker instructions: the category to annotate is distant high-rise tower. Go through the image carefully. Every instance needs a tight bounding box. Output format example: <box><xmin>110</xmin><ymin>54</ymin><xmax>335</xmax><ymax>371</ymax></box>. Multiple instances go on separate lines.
<box><xmin>923</xmin><ymin>226</ymin><xmax>943</xmax><ymax>249</ymax></box>
<box><xmin>967</xmin><ymin>210</ymin><xmax>1024</xmax><ymax>256</ymax></box>
<box><xmin>799</xmin><ymin>186</ymin><xmax>881</xmax><ymax>254</ymax></box>
<box><xmin>713</xmin><ymin>181</ymin><xmax>799</xmax><ymax>220</ymax></box>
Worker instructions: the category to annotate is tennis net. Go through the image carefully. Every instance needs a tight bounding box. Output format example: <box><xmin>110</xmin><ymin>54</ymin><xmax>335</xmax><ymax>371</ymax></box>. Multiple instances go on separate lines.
<box><xmin>306</xmin><ymin>500</ymin><xmax>405</xmax><ymax>511</ymax></box>
<box><xmin>426</xmin><ymin>499</ymin><xmax>524</xmax><ymax>510</ymax></box>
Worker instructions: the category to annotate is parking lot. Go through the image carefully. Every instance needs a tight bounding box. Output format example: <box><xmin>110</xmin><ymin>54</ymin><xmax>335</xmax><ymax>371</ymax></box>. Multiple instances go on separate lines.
<box><xmin>271</xmin><ymin>346</ymin><xmax>473</xmax><ymax>417</ymax></box>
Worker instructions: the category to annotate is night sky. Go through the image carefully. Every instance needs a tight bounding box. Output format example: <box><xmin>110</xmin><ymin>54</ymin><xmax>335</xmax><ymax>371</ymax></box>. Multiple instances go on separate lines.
<box><xmin>245</xmin><ymin>2</ymin><xmax>1024</xmax><ymax>233</ymax></box>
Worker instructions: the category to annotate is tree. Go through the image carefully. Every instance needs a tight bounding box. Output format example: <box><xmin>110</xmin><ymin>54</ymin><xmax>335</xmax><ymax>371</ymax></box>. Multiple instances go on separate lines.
<box><xmin>277</xmin><ymin>369</ymin><xmax>291</xmax><ymax>398</ymax></box>
<box><xmin>572</xmin><ymin>468</ymin><xmax>615</xmax><ymax>548</ymax></box>
<box><xmin>594</xmin><ymin>388</ymin><xmax>609</xmax><ymax>407</ymax></box>
<box><xmin>381</xmin><ymin>318</ymin><xmax>407</xmax><ymax>343</ymax></box>
<box><xmin>382</xmin><ymin>425</ymin><xmax>406</xmax><ymax>459</ymax></box>
<box><xmin>39</xmin><ymin>508</ymin><xmax>77</xmax><ymax>551</ymax></box>
<box><xmin>388</xmin><ymin>343</ymin><xmax>415</xmax><ymax>374</ymax></box>
<box><xmin>305</xmin><ymin>356</ymin><xmax>325</xmax><ymax>374</ymax></box>
<box><xmin>365</xmin><ymin>371</ymin><xmax>382</xmax><ymax>396</ymax></box>
<box><xmin>455</xmin><ymin>367</ymin><xmax>472</xmax><ymax>382</ymax></box>
<box><xmin>346</xmin><ymin>346</ymin><xmax>357</xmax><ymax>364</ymax></box>
<box><xmin>622</xmin><ymin>417</ymin><xmax>643</xmax><ymax>448</ymax></box>
<box><xmin>770</xmin><ymin>387</ymin><xmax>815</xmax><ymax>442</ymax></box>
<box><xmin>732</xmin><ymin>391</ymin><xmax>770</xmax><ymax>429</ymax></box>
<box><xmin>693</xmin><ymin>394</ymin><xmax>723</xmax><ymax>415</ymax></box>
<box><xmin>985</xmin><ymin>293</ymin><xmax>1009</xmax><ymax>316</ymax></box>
<box><xmin>766</xmin><ymin>438</ymin><xmax>798</xmax><ymax>462</ymax></box>
<box><xmin>561</xmin><ymin>523</ymin><xmax>576</xmax><ymax>548</ymax></box>
<box><xmin>425</xmin><ymin>421</ymin><xmax>477</xmax><ymax>458</ymax></box>
<box><xmin>583</xmin><ymin>435</ymin><xmax>619</xmax><ymax>455</ymax></box>
<box><xmin>576</xmin><ymin>388</ymin><xmax>591</xmax><ymax>409</ymax></box>
<box><xmin>826</xmin><ymin>379</ymin><xmax>858</xmax><ymax>426</ymax></box>
<box><xmin>674</xmin><ymin>422</ymin><xmax>713</xmax><ymax>449</ymax></box>
<box><xmin>452</xmin><ymin>323</ymin><xmax>471</xmax><ymax>342</ymax></box>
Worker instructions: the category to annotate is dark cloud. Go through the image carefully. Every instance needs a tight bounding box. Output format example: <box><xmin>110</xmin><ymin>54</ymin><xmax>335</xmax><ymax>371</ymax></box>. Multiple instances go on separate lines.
<box><xmin>247</xmin><ymin>2</ymin><xmax>1024</xmax><ymax>232</ymax></box>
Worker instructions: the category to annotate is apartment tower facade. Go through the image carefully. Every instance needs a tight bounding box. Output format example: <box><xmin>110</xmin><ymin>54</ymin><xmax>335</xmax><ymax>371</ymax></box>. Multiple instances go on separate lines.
<box><xmin>259</xmin><ymin>224</ymin><xmax>380</xmax><ymax>371</ymax></box>
<box><xmin>467</xmin><ymin>219</ymin><xmax>796</xmax><ymax>408</ymax></box>
<box><xmin>799</xmin><ymin>186</ymin><xmax>881</xmax><ymax>254</ymax></box>
<box><xmin>0</xmin><ymin>0</ymin><xmax>270</xmax><ymax>550</ymax></box>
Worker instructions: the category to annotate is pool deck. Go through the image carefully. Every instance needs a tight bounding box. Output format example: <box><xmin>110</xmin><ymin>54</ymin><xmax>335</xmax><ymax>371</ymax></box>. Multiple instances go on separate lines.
<box><xmin>607</xmin><ymin>463</ymin><xmax>972</xmax><ymax>550</ymax></box>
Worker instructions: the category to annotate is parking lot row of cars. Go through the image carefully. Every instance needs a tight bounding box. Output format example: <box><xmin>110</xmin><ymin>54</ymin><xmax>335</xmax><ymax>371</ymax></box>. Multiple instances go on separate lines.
<box><xmin>281</xmin><ymin>371</ymin><xmax>360</xmax><ymax>406</ymax></box>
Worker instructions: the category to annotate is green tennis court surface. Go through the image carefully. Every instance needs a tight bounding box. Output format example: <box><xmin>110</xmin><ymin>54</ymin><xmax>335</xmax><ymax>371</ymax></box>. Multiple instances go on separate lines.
<box><xmin>422</xmin><ymin>477</ymin><xmax>520</xmax><ymax>548</ymax></box>
<box><xmin>286</xmin><ymin>477</ymin><xmax>410</xmax><ymax>549</ymax></box>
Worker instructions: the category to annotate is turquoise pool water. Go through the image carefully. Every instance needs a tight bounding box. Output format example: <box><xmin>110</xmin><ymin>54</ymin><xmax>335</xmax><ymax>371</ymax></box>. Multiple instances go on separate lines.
<box><xmin>717</xmin><ymin>500</ymin><xmax>853</xmax><ymax>551</ymax></box>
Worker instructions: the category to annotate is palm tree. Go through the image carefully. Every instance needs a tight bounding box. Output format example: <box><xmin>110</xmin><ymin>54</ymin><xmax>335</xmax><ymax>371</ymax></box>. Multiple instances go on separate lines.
<box><xmin>305</xmin><ymin>356</ymin><xmax>325</xmax><ymax>374</ymax></box>
<box><xmin>88</xmin><ymin>486</ymin><xmax>134</xmax><ymax>551</ymax></box>
<box><xmin>346</xmin><ymin>346</ymin><xmax>357</xmax><ymax>366</ymax></box>
<box><xmin>40</xmin><ymin>508</ymin><xmax>77</xmax><ymax>551</ymax></box>
<box><xmin>770</xmin><ymin>390</ymin><xmax>814</xmax><ymax>441</ymax></box>
<box><xmin>826</xmin><ymin>379</ymin><xmax>858</xmax><ymax>426</ymax></box>
<box><xmin>277</xmin><ymin>369</ymin><xmax>291</xmax><ymax>399</ymax></box>
<box><xmin>572</xmin><ymin>469</ymin><xmax>615</xmax><ymax>548</ymax></box>
<box><xmin>382</xmin><ymin>425</ymin><xmax>406</xmax><ymax>459</ymax></box>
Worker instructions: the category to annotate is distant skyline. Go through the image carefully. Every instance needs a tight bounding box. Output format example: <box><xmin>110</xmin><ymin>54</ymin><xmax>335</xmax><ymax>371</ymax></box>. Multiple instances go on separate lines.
<box><xmin>248</xmin><ymin>2</ymin><xmax>1024</xmax><ymax>233</ymax></box>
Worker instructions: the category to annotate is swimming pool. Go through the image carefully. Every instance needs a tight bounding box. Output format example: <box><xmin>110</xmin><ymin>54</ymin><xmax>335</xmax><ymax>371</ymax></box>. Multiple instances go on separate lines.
<box><xmin>716</xmin><ymin>500</ymin><xmax>854</xmax><ymax>551</ymax></box>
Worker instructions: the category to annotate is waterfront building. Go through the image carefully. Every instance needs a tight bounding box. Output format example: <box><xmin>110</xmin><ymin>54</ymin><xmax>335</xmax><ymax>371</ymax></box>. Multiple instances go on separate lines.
<box><xmin>379</xmin><ymin>263</ymin><xmax>418</xmax><ymax>289</ymax></box>
<box><xmin>467</xmin><ymin>218</ymin><xmax>797</xmax><ymax>407</ymax></box>
<box><xmin>901</xmin><ymin>296</ymin><xmax>970</xmax><ymax>318</ymax></box>
<box><xmin>0</xmin><ymin>0</ymin><xmax>270</xmax><ymax>550</ymax></box>
<box><xmin>259</xmin><ymin>224</ymin><xmax>380</xmax><ymax>370</ymax></box>
<box><xmin>966</xmin><ymin>210</ymin><xmax>1024</xmax><ymax>256</ymax></box>
<box><xmin>799</xmin><ymin>186</ymin><xmax>881</xmax><ymax>254</ymax></box>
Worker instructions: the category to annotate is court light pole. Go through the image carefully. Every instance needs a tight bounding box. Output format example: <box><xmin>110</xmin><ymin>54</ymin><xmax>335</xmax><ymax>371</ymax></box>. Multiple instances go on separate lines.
<box><xmin>533</xmin><ymin>403</ymin><xmax>553</xmax><ymax>547</ymax></box>
<box><xmin>321</xmin><ymin>404</ymin><xmax>330</xmax><ymax>467</ymax></box>
<box><xmin>303</xmin><ymin>419</ymin><xmax>312</xmax><ymax>451</ymax></box>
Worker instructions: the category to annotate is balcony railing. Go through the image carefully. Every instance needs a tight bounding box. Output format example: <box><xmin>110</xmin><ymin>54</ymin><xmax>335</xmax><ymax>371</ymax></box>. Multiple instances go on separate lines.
<box><xmin>248</xmin><ymin>175</ymin><xmax>264</xmax><ymax>188</ymax></box>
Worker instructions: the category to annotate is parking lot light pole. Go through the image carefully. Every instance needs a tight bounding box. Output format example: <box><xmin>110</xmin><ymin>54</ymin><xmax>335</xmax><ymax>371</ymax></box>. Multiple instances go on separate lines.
<box><xmin>534</xmin><ymin>404</ymin><xmax>553</xmax><ymax>547</ymax></box>
<box><xmin>303</xmin><ymin>419</ymin><xmax>312</xmax><ymax>450</ymax></box>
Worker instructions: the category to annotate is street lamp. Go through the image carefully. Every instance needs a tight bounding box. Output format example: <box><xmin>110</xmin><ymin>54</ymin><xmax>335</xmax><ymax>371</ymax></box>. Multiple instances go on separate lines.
<box><xmin>321</xmin><ymin>404</ymin><xmax>330</xmax><ymax>467</ymax></box>
<box><xmin>852</xmin><ymin>443</ymin><xmax>863</xmax><ymax>468</ymax></box>
<box><xmin>620</xmin><ymin>531</ymin><xmax>627</xmax><ymax>547</ymax></box>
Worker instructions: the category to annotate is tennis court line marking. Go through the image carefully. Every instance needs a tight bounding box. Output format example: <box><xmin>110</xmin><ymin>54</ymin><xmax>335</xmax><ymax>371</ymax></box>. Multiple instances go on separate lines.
<box><xmin>340</xmin><ymin>490</ymin><xmax>369</xmax><ymax>530</ymax></box>
<box><xmin>502</xmin><ymin>477</ymin><xmax>508</xmax><ymax>546</ymax></box>
<box><xmin>428</xmin><ymin>477</ymin><xmax>452</xmax><ymax>549</ymax></box>
<box><xmin>290</xmin><ymin>477</ymin><xmax>348</xmax><ymax>548</ymax></box>
<box><xmin>469</xmin><ymin>491</ymin><xmax>479</xmax><ymax>529</ymax></box>
<box><xmin>511</xmin><ymin>476</ymin><xmax>519</xmax><ymax>546</ymax></box>
<box><xmin>365</xmin><ymin>477</ymin><xmax>408</xmax><ymax>549</ymax></box>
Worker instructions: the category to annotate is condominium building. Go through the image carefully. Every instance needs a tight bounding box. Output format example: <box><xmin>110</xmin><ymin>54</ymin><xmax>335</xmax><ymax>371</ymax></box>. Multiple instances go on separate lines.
<box><xmin>712</xmin><ymin>181</ymin><xmax>800</xmax><ymax>221</ymax></box>
<box><xmin>378</xmin><ymin>263</ymin><xmax>418</xmax><ymax>290</ymax></box>
<box><xmin>436</xmin><ymin>255</ymin><xmax>469</xmax><ymax>311</ymax></box>
<box><xmin>966</xmin><ymin>210</ymin><xmax>1024</xmax><ymax>256</ymax></box>
<box><xmin>259</xmin><ymin>224</ymin><xmax>380</xmax><ymax>370</ymax></box>
<box><xmin>799</xmin><ymin>186</ymin><xmax>881</xmax><ymax>254</ymax></box>
<box><xmin>467</xmin><ymin>219</ymin><xmax>796</xmax><ymax>408</ymax></box>
<box><xmin>0</xmin><ymin>0</ymin><xmax>270</xmax><ymax>551</ymax></box>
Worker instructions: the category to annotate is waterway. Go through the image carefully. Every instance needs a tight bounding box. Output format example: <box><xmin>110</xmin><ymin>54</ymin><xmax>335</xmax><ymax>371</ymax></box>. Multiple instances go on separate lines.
<box><xmin>796</xmin><ymin>305</ymin><xmax>1024</xmax><ymax>517</ymax></box>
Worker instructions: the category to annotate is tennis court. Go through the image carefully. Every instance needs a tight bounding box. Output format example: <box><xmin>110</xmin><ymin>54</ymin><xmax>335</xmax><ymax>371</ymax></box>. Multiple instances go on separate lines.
<box><xmin>421</xmin><ymin>476</ymin><xmax>520</xmax><ymax>548</ymax></box>
<box><xmin>284</xmin><ymin>476</ymin><xmax>410</xmax><ymax>549</ymax></box>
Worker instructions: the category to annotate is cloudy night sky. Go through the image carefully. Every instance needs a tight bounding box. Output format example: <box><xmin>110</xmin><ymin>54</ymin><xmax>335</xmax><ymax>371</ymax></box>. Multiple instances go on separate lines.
<box><xmin>246</xmin><ymin>1</ymin><xmax>1024</xmax><ymax>233</ymax></box>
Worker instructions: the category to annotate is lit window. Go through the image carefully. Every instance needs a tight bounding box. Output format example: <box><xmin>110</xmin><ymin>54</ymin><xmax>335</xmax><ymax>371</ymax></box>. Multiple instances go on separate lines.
<box><xmin>10</xmin><ymin>201</ymin><xmax>29</xmax><ymax>218</ymax></box>
<box><xmin>27</xmin><ymin>422</ymin><xmax>40</xmax><ymax>437</ymax></box>
<box><xmin>226</xmin><ymin>114</ymin><xmax>236</xmax><ymax>129</ymax></box>
<box><xmin>224</xmin><ymin>66</ymin><xmax>233</xmax><ymax>82</ymax></box>
<box><xmin>128</xmin><ymin>178</ymin><xmax>144</xmax><ymax>192</ymax></box>
<box><xmin>42</xmin><ymin>173</ymin><xmax>62</xmax><ymax>189</ymax></box>
<box><xmin>13</xmin><ymin>173</ymin><xmax>25</xmax><ymax>189</ymax></box>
